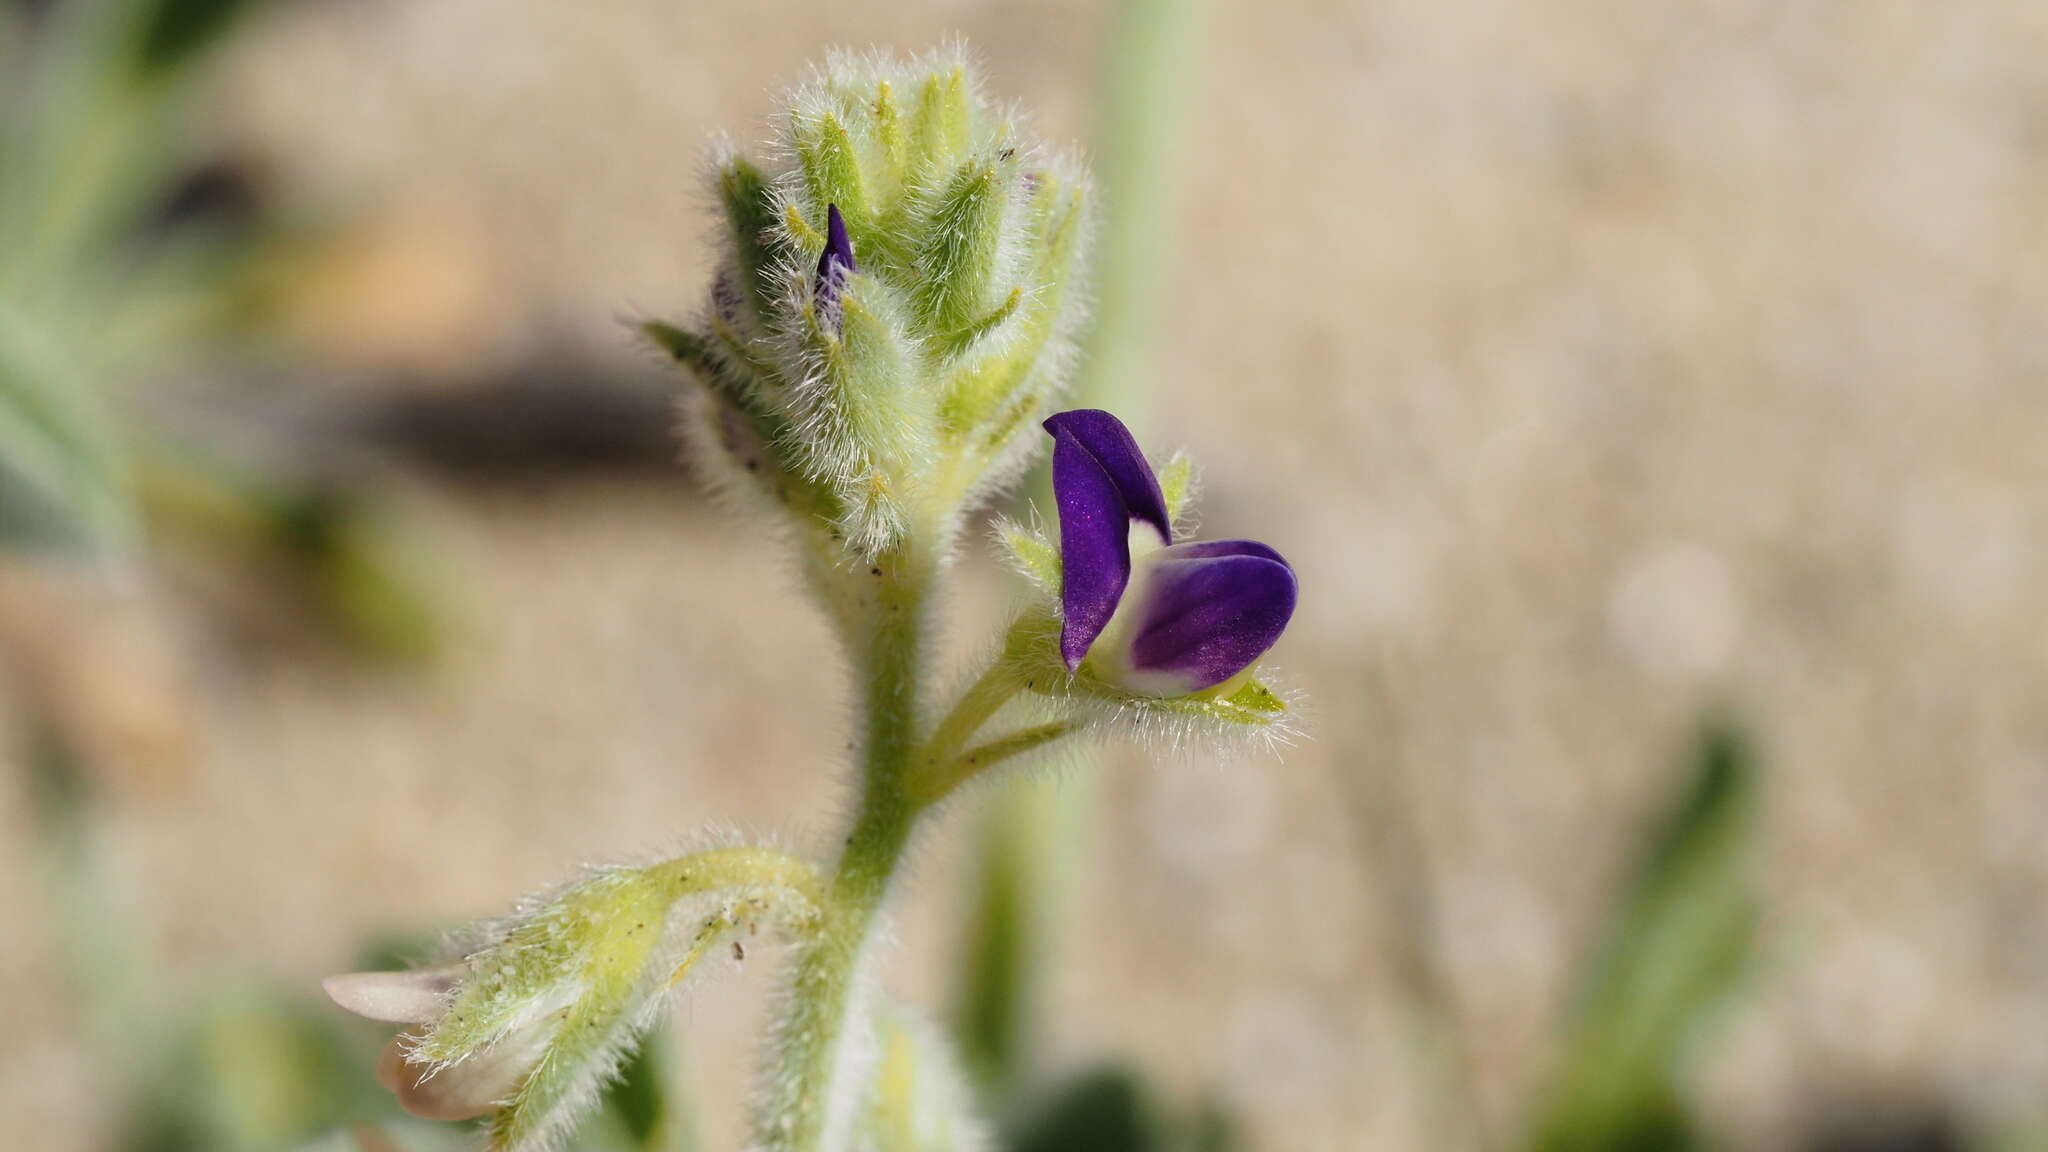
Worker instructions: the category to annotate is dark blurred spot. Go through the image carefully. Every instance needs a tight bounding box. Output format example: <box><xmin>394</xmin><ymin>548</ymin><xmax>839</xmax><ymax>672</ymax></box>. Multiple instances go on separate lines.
<box><xmin>140</xmin><ymin>158</ymin><xmax>265</xmax><ymax>244</ymax></box>
<box><xmin>1806</xmin><ymin>1109</ymin><xmax>1971</xmax><ymax>1152</ymax></box>
<box><xmin>1008</xmin><ymin>1067</ymin><xmax>1156</xmax><ymax>1152</ymax></box>
<box><xmin>133</xmin><ymin>0</ymin><xmax>259</xmax><ymax>76</ymax></box>
<box><xmin>359</xmin><ymin>366</ymin><xmax>681</xmax><ymax>481</ymax></box>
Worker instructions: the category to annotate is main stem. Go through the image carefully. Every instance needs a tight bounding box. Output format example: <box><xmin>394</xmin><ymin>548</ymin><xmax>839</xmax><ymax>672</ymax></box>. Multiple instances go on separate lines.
<box><xmin>762</xmin><ymin>546</ymin><xmax>931</xmax><ymax>1152</ymax></box>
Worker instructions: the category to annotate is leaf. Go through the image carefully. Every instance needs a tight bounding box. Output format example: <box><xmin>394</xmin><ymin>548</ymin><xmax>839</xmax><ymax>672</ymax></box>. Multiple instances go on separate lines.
<box><xmin>132</xmin><ymin>0</ymin><xmax>258</xmax><ymax>76</ymax></box>
<box><xmin>1526</xmin><ymin>719</ymin><xmax>1759</xmax><ymax>1152</ymax></box>
<box><xmin>596</xmin><ymin>1028</ymin><xmax>672</xmax><ymax>1150</ymax></box>
<box><xmin>1006</xmin><ymin>1067</ymin><xmax>1157</xmax><ymax>1152</ymax></box>
<box><xmin>953</xmin><ymin>790</ymin><xmax>1040</xmax><ymax>1094</ymax></box>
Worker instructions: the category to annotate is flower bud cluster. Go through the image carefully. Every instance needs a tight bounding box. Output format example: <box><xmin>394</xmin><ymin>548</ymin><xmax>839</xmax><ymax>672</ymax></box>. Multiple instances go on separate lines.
<box><xmin>649</xmin><ymin>47</ymin><xmax>1091</xmax><ymax>561</ymax></box>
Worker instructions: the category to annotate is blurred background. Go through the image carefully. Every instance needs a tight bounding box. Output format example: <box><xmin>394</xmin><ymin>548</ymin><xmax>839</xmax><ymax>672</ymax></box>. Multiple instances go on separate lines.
<box><xmin>4</xmin><ymin>1</ymin><xmax>2047</xmax><ymax>1150</ymax></box>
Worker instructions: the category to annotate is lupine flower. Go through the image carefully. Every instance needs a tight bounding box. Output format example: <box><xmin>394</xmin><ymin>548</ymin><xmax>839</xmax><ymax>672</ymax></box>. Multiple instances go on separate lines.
<box><xmin>1045</xmin><ymin>409</ymin><xmax>1296</xmax><ymax>698</ymax></box>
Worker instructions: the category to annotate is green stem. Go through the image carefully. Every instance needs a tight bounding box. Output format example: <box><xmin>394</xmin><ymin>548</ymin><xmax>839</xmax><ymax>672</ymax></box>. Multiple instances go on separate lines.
<box><xmin>912</xmin><ymin>720</ymin><xmax>1076</xmax><ymax>809</ymax></box>
<box><xmin>907</xmin><ymin>659</ymin><xmax>1022</xmax><ymax>795</ymax></box>
<box><xmin>645</xmin><ymin>847</ymin><xmax>827</xmax><ymax>912</ymax></box>
<box><xmin>759</xmin><ymin>548</ymin><xmax>931</xmax><ymax>1152</ymax></box>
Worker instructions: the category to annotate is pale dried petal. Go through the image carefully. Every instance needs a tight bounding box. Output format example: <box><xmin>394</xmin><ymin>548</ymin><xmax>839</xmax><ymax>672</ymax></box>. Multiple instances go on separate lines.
<box><xmin>322</xmin><ymin>966</ymin><xmax>463</xmax><ymax>1024</ymax></box>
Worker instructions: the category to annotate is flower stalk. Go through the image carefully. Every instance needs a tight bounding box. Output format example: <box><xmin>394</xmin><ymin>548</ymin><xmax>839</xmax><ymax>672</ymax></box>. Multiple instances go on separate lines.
<box><xmin>763</xmin><ymin>546</ymin><xmax>932</xmax><ymax>1152</ymax></box>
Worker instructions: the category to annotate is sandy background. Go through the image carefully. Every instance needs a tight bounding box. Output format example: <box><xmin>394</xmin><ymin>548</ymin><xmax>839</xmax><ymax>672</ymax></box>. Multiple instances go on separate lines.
<box><xmin>5</xmin><ymin>1</ymin><xmax>2048</xmax><ymax>1149</ymax></box>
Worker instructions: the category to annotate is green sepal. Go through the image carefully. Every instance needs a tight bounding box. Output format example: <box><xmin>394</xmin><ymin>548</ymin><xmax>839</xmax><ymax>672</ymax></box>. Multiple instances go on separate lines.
<box><xmin>715</xmin><ymin>156</ymin><xmax>787</xmax><ymax>324</ymax></box>
<box><xmin>414</xmin><ymin>870</ymin><xmax>668</xmax><ymax>1069</ymax></box>
<box><xmin>645</xmin><ymin>319</ymin><xmax>833</xmax><ymax>518</ymax></box>
<box><xmin>483</xmin><ymin>876</ymin><xmax>673</xmax><ymax>1152</ymax></box>
<box><xmin>908</xmin><ymin>65</ymin><xmax>974</xmax><ymax>182</ymax></box>
<box><xmin>1158</xmin><ymin>452</ymin><xmax>1194</xmax><ymax>528</ymax></box>
<box><xmin>871</xmin><ymin>79</ymin><xmax>910</xmax><ymax>192</ymax></box>
<box><xmin>1003</xmin><ymin>612</ymin><xmax>1293</xmax><ymax>733</ymax></box>
<box><xmin>794</xmin><ymin>110</ymin><xmax>869</xmax><ymax>226</ymax></box>
<box><xmin>1134</xmin><ymin>676</ymin><xmax>1288</xmax><ymax>727</ymax></box>
<box><xmin>642</xmin><ymin>320</ymin><xmax>755</xmax><ymax>412</ymax></box>
<box><xmin>914</xmin><ymin>154</ymin><xmax>1012</xmax><ymax>340</ymax></box>
<box><xmin>993</xmin><ymin>516</ymin><xmax>1061</xmax><ymax>595</ymax></box>
<box><xmin>938</xmin><ymin>167</ymin><xmax>1087</xmax><ymax>452</ymax></box>
<box><xmin>800</xmin><ymin>276</ymin><xmax>929</xmax><ymax>555</ymax></box>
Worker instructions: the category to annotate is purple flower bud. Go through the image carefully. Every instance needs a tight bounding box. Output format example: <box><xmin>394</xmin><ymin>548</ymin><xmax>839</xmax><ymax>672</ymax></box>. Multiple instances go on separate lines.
<box><xmin>814</xmin><ymin>203</ymin><xmax>856</xmax><ymax>313</ymax></box>
<box><xmin>1044</xmin><ymin>409</ymin><xmax>1296</xmax><ymax>696</ymax></box>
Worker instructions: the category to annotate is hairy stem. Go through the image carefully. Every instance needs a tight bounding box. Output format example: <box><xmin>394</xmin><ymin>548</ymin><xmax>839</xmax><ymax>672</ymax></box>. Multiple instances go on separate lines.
<box><xmin>759</xmin><ymin>547</ymin><xmax>931</xmax><ymax>1152</ymax></box>
<box><xmin>646</xmin><ymin>846</ymin><xmax>827</xmax><ymax>905</ymax></box>
<box><xmin>908</xmin><ymin>660</ymin><xmax>1022</xmax><ymax>795</ymax></box>
<box><xmin>912</xmin><ymin>720</ymin><xmax>1077</xmax><ymax>809</ymax></box>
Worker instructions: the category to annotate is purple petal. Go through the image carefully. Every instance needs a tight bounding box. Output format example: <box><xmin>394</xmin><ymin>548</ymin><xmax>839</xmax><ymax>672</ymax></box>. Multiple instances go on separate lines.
<box><xmin>1156</xmin><ymin>539</ymin><xmax>1288</xmax><ymax>565</ymax></box>
<box><xmin>1042</xmin><ymin>410</ymin><xmax>1170</xmax><ymax>542</ymax></box>
<box><xmin>1050</xmin><ymin>423</ymin><xmax>1134</xmax><ymax>669</ymax></box>
<box><xmin>1125</xmin><ymin>542</ymin><xmax>1297</xmax><ymax>694</ymax></box>
<box><xmin>814</xmin><ymin>203</ymin><xmax>855</xmax><ymax>309</ymax></box>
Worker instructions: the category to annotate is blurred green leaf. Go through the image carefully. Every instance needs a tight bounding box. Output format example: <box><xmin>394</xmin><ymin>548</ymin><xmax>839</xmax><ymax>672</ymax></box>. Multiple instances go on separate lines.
<box><xmin>132</xmin><ymin>0</ymin><xmax>260</xmax><ymax>77</ymax></box>
<box><xmin>0</xmin><ymin>301</ymin><xmax>135</xmax><ymax>555</ymax></box>
<box><xmin>1009</xmin><ymin>1067</ymin><xmax>1158</xmax><ymax>1152</ymax></box>
<box><xmin>600</xmin><ymin>1028</ymin><xmax>672</xmax><ymax>1150</ymax></box>
<box><xmin>140</xmin><ymin>452</ymin><xmax>445</xmax><ymax>660</ymax></box>
<box><xmin>955</xmin><ymin>794</ymin><xmax>1036</xmax><ymax>1094</ymax></box>
<box><xmin>121</xmin><ymin>988</ymin><xmax>398</xmax><ymax>1152</ymax></box>
<box><xmin>1527</xmin><ymin>719</ymin><xmax>1760</xmax><ymax>1152</ymax></box>
<box><xmin>1003</xmin><ymin>1065</ymin><xmax>1238</xmax><ymax>1152</ymax></box>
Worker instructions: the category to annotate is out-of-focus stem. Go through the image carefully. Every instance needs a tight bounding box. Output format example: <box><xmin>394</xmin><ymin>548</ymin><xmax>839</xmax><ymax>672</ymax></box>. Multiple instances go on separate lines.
<box><xmin>956</xmin><ymin>0</ymin><xmax>1214</xmax><ymax>1101</ymax></box>
<box><xmin>1071</xmin><ymin>0</ymin><xmax>1213</xmax><ymax>421</ymax></box>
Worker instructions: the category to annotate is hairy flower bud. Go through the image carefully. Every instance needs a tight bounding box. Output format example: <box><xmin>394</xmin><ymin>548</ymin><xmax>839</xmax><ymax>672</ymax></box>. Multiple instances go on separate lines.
<box><xmin>325</xmin><ymin>848</ymin><xmax>823</xmax><ymax>1152</ymax></box>
<box><xmin>649</xmin><ymin>47</ymin><xmax>1093</xmax><ymax>562</ymax></box>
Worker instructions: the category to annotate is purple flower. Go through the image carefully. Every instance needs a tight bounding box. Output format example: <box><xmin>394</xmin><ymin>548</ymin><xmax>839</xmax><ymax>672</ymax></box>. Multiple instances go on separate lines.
<box><xmin>814</xmin><ymin>203</ymin><xmax>855</xmax><ymax>310</ymax></box>
<box><xmin>1045</xmin><ymin>409</ymin><xmax>1296</xmax><ymax>697</ymax></box>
